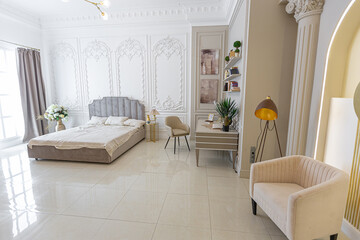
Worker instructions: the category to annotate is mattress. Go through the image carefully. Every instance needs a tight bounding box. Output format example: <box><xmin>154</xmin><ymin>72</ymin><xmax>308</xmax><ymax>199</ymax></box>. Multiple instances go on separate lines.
<box><xmin>27</xmin><ymin>125</ymin><xmax>145</xmax><ymax>163</ymax></box>
<box><xmin>28</xmin><ymin>124</ymin><xmax>142</xmax><ymax>156</ymax></box>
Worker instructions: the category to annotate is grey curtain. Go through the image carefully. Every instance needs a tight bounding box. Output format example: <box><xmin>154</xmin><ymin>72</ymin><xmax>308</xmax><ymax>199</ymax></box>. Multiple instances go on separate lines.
<box><xmin>16</xmin><ymin>48</ymin><xmax>48</xmax><ymax>142</ymax></box>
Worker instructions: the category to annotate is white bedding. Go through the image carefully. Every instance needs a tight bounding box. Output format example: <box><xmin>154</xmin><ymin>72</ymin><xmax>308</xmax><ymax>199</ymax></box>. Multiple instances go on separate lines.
<box><xmin>28</xmin><ymin>125</ymin><xmax>142</xmax><ymax>156</ymax></box>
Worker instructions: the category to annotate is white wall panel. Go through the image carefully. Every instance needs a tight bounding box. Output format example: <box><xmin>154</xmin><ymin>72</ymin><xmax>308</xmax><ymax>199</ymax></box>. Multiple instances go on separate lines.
<box><xmin>44</xmin><ymin>27</ymin><xmax>190</xmax><ymax>135</ymax></box>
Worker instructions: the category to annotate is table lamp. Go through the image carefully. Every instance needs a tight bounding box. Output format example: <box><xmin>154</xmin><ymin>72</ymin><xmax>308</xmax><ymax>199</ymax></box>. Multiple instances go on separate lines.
<box><xmin>150</xmin><ymin>108</ymin><xmax>160</xmax><ymax>123</ymax></box>
<box><xmin>254</xmin><ymin>96</ymin><xmax>282</xmax><ymax>162</ymax></box>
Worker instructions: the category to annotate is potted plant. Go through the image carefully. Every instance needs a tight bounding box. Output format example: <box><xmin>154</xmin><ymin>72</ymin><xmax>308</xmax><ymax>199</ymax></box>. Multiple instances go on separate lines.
<box><xmin>233</xmin><ymin>41</ymin><xmax>242</xmax><ymax>57</ymax></box>
<box><xmin>225</xmin><ymin>56</ymin><xmax>230</xmax><ymax>64</ymax></box>
<box><xmin>215</xmin><ymin>98</ymin><xmax>239</xmax><ymax>132</ymax></box>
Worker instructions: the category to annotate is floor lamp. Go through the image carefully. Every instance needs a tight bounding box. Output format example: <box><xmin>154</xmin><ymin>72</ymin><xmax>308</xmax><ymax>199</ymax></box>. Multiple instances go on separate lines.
<box><xmin>254</xmin><ymin>96</ymin><xmax>283</xmax><ymax>162</ymax></box>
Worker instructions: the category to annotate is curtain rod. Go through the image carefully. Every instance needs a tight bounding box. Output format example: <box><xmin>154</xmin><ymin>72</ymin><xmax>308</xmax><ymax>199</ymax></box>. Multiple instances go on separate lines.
<box><xmin>0</xmin><ymin>39</ymin><xmax>40</xmax><ymax>51</ymax></box>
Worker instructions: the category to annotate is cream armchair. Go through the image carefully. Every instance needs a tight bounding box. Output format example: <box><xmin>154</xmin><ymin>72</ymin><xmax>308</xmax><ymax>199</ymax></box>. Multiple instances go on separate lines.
<box><xmin>250</xmin><ymin>155</ymin><xmax>349</xmax><ymax>240</ymax></box>
<box><xmin>164</xmin><ymin>116</ymin><xmax>190</xmax><ymax>154</ymax></box>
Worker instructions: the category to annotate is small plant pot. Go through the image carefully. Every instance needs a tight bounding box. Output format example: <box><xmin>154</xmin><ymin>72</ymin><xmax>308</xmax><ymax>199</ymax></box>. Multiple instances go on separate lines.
<box><xmin>222</xmin><ymin>125</ymin><xmax>230</xmax><ymax>132</ymax></box>
<box><xmin>235</xmin><ymin>52</ymin><xmax>240</xmax><ymax>57</ymax></box>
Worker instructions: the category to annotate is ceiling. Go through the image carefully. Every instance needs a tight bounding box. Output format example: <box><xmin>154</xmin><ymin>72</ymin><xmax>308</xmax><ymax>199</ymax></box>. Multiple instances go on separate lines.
<box><xmin>0</xmin><ymin>0</ymin><xmax>225</xmax><ymax>18</ymax></box>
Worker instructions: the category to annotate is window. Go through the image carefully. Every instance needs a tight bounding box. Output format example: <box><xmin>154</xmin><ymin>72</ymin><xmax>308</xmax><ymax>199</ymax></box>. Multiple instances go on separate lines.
<box><xmin>0</xmin><ymin>45</ymin><xmax>24</xmax><ymax>147</ymax></box>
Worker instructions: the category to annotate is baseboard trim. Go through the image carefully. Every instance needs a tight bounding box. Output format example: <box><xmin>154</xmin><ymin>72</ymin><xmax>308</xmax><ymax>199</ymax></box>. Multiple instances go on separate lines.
<box><xmin>342</xmin><ymin>219</ymin><xmax>360</xmax><ymax>240</ymax></box>
<box><xmin>239</xmin><ymin>170</ymin><xmax>250</xmax><ymax>178</ymax></box>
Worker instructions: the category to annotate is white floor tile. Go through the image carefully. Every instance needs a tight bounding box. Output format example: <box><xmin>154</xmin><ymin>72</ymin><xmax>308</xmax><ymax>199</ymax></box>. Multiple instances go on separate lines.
<box><xmin>158</xmin><ymin>194</ymin><xmax>211</xmax><ymax>228</ymax></box>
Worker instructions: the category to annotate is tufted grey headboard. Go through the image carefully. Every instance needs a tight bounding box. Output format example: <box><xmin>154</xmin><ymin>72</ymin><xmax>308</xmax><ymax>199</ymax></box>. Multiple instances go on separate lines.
<box><xmin>88</xmin><ymin>97</ymin><xmax>145</xmax><ymax>120</ymax></box>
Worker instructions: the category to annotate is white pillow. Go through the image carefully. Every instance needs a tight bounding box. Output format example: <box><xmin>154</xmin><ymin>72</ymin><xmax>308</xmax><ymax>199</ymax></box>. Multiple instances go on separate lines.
<box><xmin>87</xmin><ymin>116</ymin><xmax>108</xmax><ymax>125</ymax></box>
<box><xmin>105</xmin><ymin>116</ymin><xmax>129</xmax><ymax>126</ymax></box>
<box><xmin>124</xmin><ymin>119</ymin><xmax>146</xmax><ymax>128</ymax></box>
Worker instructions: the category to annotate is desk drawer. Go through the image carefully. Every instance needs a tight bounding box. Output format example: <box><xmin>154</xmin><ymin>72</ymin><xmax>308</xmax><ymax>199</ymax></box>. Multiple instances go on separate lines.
<box><xmin>196</xmin><ymin>132</ymin><xmax>238</xmax><ymax>138</ymax></box>
<box><xmin>196</xmin><ymin>136</ymin><xmax>238</xmax><ymax>144</ymax></box>
<box><xmin>196</xmin><ymin>142</ymin><xmax>238</xmax><ymax>150</ymax></box>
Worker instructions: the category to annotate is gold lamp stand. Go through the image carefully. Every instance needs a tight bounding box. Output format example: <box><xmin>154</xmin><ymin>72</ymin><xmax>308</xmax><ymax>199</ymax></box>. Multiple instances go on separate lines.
<box><xmin>254</xmin><ymin>96</ymin><xmax>283</xmax><ymax>162</ymax></box>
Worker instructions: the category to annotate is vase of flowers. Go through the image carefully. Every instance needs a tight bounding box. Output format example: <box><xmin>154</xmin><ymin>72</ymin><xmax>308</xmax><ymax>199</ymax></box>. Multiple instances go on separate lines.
<box><xmin>215</xmin><ymin>98</ymin><xmax>239</xmax><ymax>132</ymax></box>
<box><xmin>43</xmin><ymin>104</ymin><xmax>69</xmax><ymax>131</ymax></box>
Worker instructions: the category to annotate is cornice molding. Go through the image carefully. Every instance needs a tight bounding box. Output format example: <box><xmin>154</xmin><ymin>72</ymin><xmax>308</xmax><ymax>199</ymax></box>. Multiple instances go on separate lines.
<box><xmin>286</xmin><ymin>0</ymin><xmax>325</xmax><ymax>22</ymax></box>
<box><xmin>40</xmin><ymin>3</ymin><xmax>228</xmax><ymax>29</ymax></box>
<box><xmin>0</xmin><ymin>3</ymin><xmax>41</xmax><ymax>29</ymax></box>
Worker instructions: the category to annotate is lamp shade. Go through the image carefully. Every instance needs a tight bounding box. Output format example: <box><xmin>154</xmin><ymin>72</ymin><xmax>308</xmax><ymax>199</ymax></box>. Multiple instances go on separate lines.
<box><xmin>354</xmin><ymin>82</ymin><xmax>360</xmax><ymax>119</ymax></box>
<box><xmin>255</xmin><ymin>96</ymin><xmax>278</xmax><ymax>121</ymax></box>
<box><xmin>150</xmin><ymin>108</ymin><xmax>160</xmax><ymax>115</ymax></box>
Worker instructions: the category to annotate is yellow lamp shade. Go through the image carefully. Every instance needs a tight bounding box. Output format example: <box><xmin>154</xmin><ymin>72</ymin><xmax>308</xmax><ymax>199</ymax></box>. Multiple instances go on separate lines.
<box><xmin>255</xmin><ymin>96</ymin><xmax>278</xmax><ymax>121</ymax></box>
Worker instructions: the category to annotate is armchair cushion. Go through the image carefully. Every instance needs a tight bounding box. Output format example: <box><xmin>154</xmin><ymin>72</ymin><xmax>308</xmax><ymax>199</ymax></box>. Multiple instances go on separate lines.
<box><xmin>172</xmin><ymin>129</ymin><xmax>189</xmax><ymax>136</ymax></box>
<box><xmin>253</xmin><ymin>183</ymin><xmax>304</xmax><ymax>232</ymax></box>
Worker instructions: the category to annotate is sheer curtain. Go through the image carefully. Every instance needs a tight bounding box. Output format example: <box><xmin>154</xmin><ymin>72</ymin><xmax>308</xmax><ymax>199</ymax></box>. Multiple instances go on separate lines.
<box><xmin>16</xmin><ymin>48</ymin><xmax>47</xmax><ymax>142</ymax></box>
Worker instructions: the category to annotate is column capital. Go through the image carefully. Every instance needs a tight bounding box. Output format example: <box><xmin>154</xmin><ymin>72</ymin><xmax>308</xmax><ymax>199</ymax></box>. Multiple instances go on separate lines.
<box><xmin>286</xmin><ymin>0</ymin><xmax>325</xmax><ymax>22</ymax></box>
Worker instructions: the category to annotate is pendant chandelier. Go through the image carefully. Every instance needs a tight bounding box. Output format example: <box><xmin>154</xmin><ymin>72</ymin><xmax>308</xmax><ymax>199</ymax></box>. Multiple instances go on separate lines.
<box><xmin>62</xmin><ymin>0</ymin><xmax>111</xmax><ymax>20</ymax></box>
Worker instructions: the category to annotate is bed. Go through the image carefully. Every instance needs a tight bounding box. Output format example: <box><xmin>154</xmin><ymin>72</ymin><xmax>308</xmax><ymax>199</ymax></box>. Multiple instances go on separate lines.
<box><xmin>27</xmin><ymin>97</ymin><xmax>145</xmax><ymax>163</ymax></box>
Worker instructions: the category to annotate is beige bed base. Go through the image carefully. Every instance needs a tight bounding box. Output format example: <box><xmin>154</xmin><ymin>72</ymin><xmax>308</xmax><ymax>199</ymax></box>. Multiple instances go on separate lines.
<box><xmin>27</xmin><ymin>127</ymin><xmax>145</xmax><ymax>164</ymax></box>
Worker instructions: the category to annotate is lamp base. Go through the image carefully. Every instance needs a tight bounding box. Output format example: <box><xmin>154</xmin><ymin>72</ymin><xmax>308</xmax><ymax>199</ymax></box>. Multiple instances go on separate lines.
<box><xmin>255</xmin><ymin>120</ymin><xmax>282</xmax><ymax>162</ymax></box>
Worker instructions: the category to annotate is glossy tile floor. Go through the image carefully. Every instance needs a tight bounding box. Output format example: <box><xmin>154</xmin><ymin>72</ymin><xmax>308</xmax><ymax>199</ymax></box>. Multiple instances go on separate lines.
<box><xmin>0</xmin><ymin>140</ymin><xmax>350</xmax><ymax>240</ymax></box>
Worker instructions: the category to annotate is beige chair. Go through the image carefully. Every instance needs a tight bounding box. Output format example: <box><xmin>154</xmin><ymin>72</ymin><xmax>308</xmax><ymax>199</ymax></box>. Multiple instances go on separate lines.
<box><xmin>250</xmin><ymin>155</ymin><xmax>349</xmax><ymax>240</ymax></box>
<box><xmin>164</xmin><ymin>116</ymin><xmax>190</xmax><ymax>154</ymax></box>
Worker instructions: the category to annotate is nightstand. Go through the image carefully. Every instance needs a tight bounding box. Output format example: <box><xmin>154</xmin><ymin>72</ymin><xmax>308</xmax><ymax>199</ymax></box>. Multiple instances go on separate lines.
<box><xmin>146</xmin><ymin>123</ymin><xmax>159</xmax><ymax>142</ymax></box>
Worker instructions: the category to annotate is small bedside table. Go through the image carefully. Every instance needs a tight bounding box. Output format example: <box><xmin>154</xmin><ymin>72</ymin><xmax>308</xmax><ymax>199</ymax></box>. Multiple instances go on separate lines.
<box><xmin>146</xmin><ymin>123</ymin><xmax>159</xmax><ymax>142</ymax></box>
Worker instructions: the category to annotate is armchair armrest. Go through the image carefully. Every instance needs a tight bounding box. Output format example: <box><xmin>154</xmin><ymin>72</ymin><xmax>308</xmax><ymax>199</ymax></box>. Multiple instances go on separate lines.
<box><xmin>250</xmin><ymin>156</ymin><xmax>299</xmax><ymax>197</ymax></box>
<box><xmin>180</xmin><ymin>123</ymin><xmax>190</xmax><ymax>134</ymax></box>
<box><xmin>286</xmin><ymin>174</ymin><xmax>349</xmax><ymax>239</ymax></box>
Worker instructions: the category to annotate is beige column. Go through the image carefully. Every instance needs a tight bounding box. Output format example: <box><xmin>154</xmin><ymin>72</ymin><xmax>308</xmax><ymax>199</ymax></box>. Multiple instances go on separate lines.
<box><xmin>285</xmin><ymin>0</ymin><xmax>325</xmax><ymax>156</ymax></box>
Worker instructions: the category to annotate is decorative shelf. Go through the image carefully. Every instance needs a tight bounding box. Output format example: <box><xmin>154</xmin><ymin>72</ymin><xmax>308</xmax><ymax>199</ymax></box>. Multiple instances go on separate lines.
<box><xmin>223</xmin><ymin>90</ymin><xmax>240</xmax><ymax>93</ymax></box>
<box><xmin>224</xmin><ymin>57</ymin><xmax>241</xmax><ymax>70</ymax></box>
<box><xmin>224</xmin><ymin>74</ymin><xmax>241</xmax><ymax>81</ymax></box>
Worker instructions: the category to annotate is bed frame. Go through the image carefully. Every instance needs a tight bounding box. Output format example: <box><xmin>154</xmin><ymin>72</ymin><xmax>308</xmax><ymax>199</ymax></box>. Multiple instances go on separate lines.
<box><xmin>28</xmin><ymin>97</ymin><xmax>145</xmax><ymax>163</ymax></box>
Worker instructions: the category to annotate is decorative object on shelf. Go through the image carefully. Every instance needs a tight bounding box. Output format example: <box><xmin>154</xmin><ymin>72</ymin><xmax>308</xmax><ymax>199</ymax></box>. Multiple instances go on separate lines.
<box><xmin>233</xmin><ymin>41</ymin><xmax>242</xmax><ymax>57</ymax></box>
<box><xmin>223</xmin><ymin>82</ymin><xmax>229</xmax><ymax>91</ymax></box>
<box><xmin>146</xmin><ymin>115</ymin><xmax>151</xmax><ymax>124</ymax></box>
<box><xmin>39</xmin><ymin>104</ymin><xmax>69</xmax><ymax>132</ymax></box>
<box><xmin>200</xmin><ymin>79</ymin><xmax>218</xmax><ymax>104</ymax></box>
<box><xmin>200</xmin><ymin>49</ymin><xmax>219</xmax><ymax>75</ymax></box>
<box><xmin>229</xmin><ymin>49</ymin><xmax>235</xmax><ymax>58</ymax></box>
<box><xmin>354</xmin><ymin>82</ymin><xmax>360</xmax><ymax>119</ymax></box>
<box><xmin>214</xmin><ymin>98</ymin><xmax>239</xmax><ymax>132</ymax></box>
<box><xmin>149</xmin><ymin>108</ymin><xmax>160</xmax><ymax>123</ymax></box>
<box><xmin>225</xmin><ymin>56</ymin><xmax>230</xmax><ymax>64</ymax></box>
<box><xmin>254</xmin><ymin>96</ymin><xmax>282</xmax><ymax>162</ymax></box>
<box><xmin>206</xmin><ymin>113</ymin><xmax>215</xmax><ymax>122</ymax></box>
<box><xmin>230</xmin><ymin>67</ymin><xmax>239</xmax><ymax>75</ymax></box>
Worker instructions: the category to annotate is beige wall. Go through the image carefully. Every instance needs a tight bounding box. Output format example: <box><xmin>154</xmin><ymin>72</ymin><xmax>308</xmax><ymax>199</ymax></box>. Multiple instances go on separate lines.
<box><xmin>307</xmin><ymin>0</ymin><xmax>353</xmax><ymax>157</ymax></box>
<box><xmin>236</xmin><ymin>0</ymin><xmax>297</xmax><ymax>177</ymax></box>
<box><xmin>314</xmin><ymin>0</ymin><xmax>360</xmax><ymax>161</ymax></box>
<box><xmin>343</xmin><ymin>26</ymin><xmax>360</xmax><ymax>98</ymax></box>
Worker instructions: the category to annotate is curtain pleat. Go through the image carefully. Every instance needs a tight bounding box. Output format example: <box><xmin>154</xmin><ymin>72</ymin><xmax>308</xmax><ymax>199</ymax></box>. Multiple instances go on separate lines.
<box><xmin>16</xmin><ymin>48</ymin><xmax>48</xmax><ymax>142</ymax></box>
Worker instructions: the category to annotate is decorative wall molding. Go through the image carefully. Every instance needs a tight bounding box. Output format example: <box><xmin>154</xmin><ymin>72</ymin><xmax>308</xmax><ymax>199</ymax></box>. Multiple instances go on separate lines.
<box><xmin>46</xmin><ymin>33</ymin><xmax>189</xmax><ymax>134</ymax></box>
<box><xmin>285</xmin><ymin>0</ymin><xmax>323</xmax><ymax>155</ymax></box>
<box><xmin>50</xmin><ymin>41</ymin><xmax>81</xmax><ymax>109</ymax></box>
<box><xmin>115</xmin><ymin>38</ymin><xmax>146</xmax><ymax>102</ymax></box>
<box><xmin>286</xmin><ymin>0</ymin><xmax>325</xmax><ymax>22</ymax></box>
<box><xmin>153</xmin><ymin>37</ymin><xmax>185</xmax><ymax>111</ymax></box>
<box><xmin>82</xmin><ymin>40</ymin><xmax>114</xmax><ymax>103</ymax></box>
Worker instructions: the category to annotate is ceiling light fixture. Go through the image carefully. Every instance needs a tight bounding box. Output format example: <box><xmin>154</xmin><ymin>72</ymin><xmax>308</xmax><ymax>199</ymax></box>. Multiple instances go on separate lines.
<box><xmin>83</xmin><ymin>0</ymin><xmax>111</xmax><ymax>20</ymax></box>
